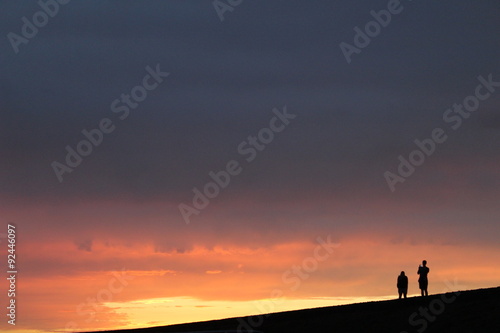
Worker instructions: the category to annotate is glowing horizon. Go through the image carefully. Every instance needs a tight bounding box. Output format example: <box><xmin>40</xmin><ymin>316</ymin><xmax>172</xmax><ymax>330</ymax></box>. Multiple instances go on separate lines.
<box><xmin>1</xmin><ymin>211</ymin><xmax>498</xmax><ymax>333</ymax></box>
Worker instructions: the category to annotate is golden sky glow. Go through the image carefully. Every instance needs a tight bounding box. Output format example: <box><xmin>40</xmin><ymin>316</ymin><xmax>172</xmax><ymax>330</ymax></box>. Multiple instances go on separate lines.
<box><xmin>2</xmin><ymin>215</ymin><xmax>499</xmax><ymax>333</ymax></box>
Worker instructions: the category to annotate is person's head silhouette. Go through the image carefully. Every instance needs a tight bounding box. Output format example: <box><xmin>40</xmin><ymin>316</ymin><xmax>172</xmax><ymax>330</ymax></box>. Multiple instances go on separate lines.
<box><xmin>400</xmin><ymin>271</ymin><xmax>405</xmax><ymax>276</ymax></box>
<box><xmin>422</xmin><ymin>260</ymin><xmax>427</xmax><ymax>267</ymax></box>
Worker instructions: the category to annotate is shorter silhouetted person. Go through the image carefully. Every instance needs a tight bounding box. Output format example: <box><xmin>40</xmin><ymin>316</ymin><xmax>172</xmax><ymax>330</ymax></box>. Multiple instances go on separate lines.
<box><xmin>417</xmin><ymin>260</ymin><xmax>430</xmax><ymax>296</ymax></box>
<box><xmin>397</xmin><ymin>271</ymin><xmax>408</xmax><ymax>299</ymax></box>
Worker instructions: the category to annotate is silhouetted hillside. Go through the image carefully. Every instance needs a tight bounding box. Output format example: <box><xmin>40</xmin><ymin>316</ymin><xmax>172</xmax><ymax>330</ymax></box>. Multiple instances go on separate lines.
<box><xmin>83</xmin><ymin>286</ymin><xmax>500</xmax><ymax>333</ymax></box>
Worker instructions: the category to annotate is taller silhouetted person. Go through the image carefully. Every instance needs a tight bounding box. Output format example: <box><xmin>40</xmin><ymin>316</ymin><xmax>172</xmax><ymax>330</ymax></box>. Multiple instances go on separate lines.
<box><xmin>417</xmin><ymin>260</ymin><xmax>429</xmax><ymax>296</ymax></box>
<box><xmin>397</xmin><ymin>271</ymin><xmax>408</xmax><ymax>299</ymax></box>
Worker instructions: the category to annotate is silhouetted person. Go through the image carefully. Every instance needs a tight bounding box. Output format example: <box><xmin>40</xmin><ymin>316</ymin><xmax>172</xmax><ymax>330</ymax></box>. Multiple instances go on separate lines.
<box><xmin>397</xmin><ymin>271</ymin><xmax>408</xmax><ymax>299</ymax></box>
<box><xmin>417</xmin><ymin>260</ymin><xmax>429</xmax><ymax>296</ymax></box>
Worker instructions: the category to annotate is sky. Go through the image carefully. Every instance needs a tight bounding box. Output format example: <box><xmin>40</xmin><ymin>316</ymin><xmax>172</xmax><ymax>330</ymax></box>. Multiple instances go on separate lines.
<box><xmin>1</xmin><ymin>0</ymin><xmax>500</xmax><ymax>332</ymax></box>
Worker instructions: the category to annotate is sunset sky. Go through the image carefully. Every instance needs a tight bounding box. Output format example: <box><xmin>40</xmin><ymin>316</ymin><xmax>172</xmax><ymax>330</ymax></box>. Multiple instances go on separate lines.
<box><xmin>1</xmin><ymin>1</ymin><xmax>500</xmax><ymax>332</ymax></box>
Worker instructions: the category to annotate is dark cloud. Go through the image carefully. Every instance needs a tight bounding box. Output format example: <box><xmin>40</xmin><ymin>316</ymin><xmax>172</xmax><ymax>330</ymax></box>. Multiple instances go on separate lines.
<box><xmin>1</xmin><ymin>0</ymin><xmax>500</xmax><ymax>216</ymax></box>
<box><xmin>76</xmin><ymin>239</ymin><xmax>93</xmax><ymax>252</ymax></box>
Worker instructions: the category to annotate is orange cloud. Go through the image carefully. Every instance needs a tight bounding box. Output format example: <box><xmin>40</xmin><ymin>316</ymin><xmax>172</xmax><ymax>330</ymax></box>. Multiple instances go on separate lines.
<box><xmin>4</xmin><ymin>232</ymin><xmax>499</xmax><ymax>333</ymax></box>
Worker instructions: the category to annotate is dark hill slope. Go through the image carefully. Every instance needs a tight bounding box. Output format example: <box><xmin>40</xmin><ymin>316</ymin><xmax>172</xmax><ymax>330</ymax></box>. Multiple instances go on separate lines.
<box><xmin>83</xmin><ymin>286</ymin><xmax>500</xmax><ymax>333</ymax></box>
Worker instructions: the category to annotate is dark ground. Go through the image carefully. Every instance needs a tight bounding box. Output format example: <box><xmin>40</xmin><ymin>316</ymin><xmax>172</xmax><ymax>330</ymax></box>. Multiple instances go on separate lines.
<box><xmin>82</xmin><ymin>286</ymin><xmax>500</xmax><ymax>333</ymax></box>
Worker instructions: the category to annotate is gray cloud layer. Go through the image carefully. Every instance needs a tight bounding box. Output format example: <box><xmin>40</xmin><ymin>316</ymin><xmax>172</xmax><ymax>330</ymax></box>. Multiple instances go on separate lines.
<box><xmin>1</xmin><ymin>0</ymin><xmax>499</xmax><ymax>208</ymax></box>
